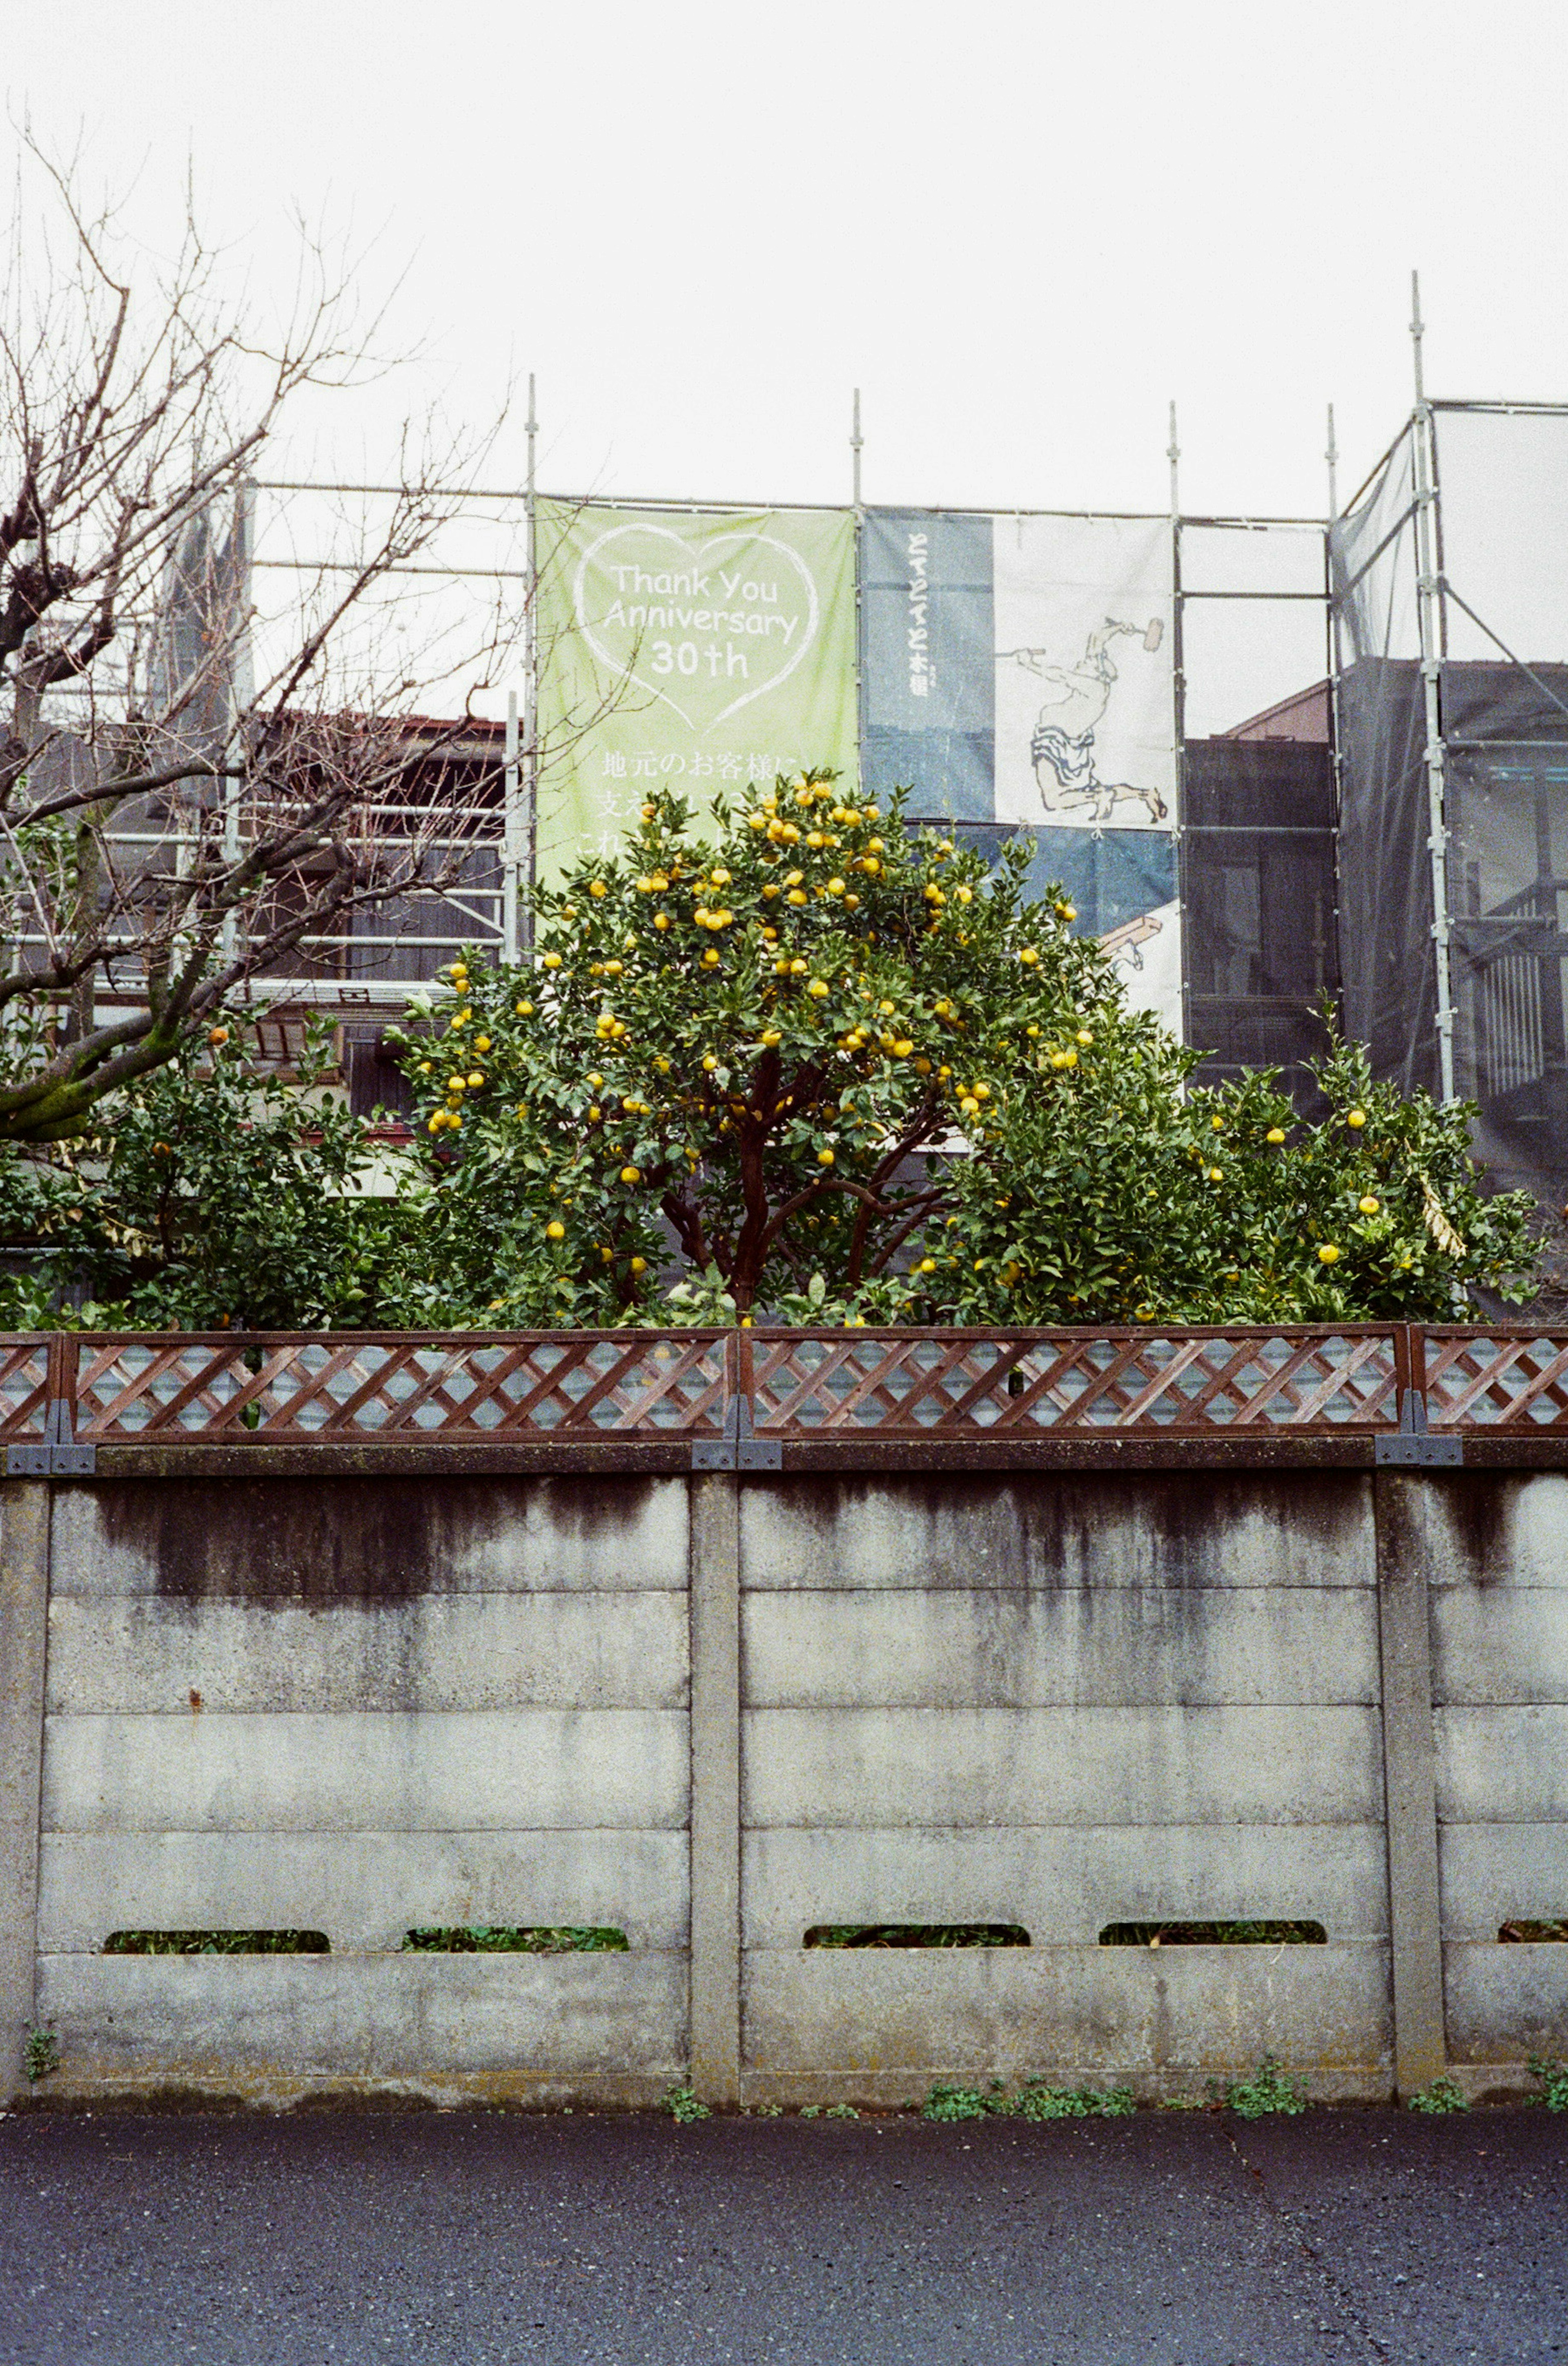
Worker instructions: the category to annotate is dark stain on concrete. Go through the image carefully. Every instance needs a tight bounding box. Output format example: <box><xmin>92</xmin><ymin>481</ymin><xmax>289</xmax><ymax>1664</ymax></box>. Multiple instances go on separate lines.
<box><xmin>89</xmin><ymin>1476</ymin><xmax>665</xmax><ymax>1603</ymax></box>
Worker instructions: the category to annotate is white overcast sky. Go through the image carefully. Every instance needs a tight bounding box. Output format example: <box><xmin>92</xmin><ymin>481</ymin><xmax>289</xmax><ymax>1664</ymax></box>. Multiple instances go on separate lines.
<box><xmin>11</xmin><ymin>0</ymin><xmax>1567</xmax><ymax>521</ymax></box>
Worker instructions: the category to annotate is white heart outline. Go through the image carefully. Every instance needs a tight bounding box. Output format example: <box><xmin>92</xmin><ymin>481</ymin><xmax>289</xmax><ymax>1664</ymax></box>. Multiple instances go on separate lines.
<box><xmin>572</xmin><ymin>521</ymin><xmax>821</xmax><ymax>731</ymax></box>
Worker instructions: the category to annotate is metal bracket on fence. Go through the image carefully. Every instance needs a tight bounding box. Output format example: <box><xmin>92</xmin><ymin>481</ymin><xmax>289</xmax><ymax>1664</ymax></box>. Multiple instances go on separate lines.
<box><xmin>7</xmin><ymin>1396</ymin><xmax>96</xmax><ymax>1478</ymax></box>
<box><xmin>691</xmin><ymin>1390</ymin><xmax>781</xmax><ymax>1473</ymax></box>
<box><xmin>1376</xmin><ymin>1385</ymin><xmax>1462</xmax><ymax>1467</ymax></box>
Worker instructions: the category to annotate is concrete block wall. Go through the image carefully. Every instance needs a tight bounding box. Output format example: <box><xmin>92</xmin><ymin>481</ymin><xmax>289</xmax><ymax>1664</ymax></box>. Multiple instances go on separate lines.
<box><xmin>33</xmin><ymin>1477</ymin><xmax>691</xmax><ymax>2105</ymax></box>
<box><xmin>739</xmin><ymin>1474</ymin><xmax>1393</xmax><ymax>2104</ymax></box>
<box><xmin>1423</xmin><ymin>1474</ymin><xmax>1568</xmax><ymax>2076</ymax></box>
<box><xmin>1</xmin><ymin>1460</ymin><xmax>1564</xmax><ymax>2105</ymax></box>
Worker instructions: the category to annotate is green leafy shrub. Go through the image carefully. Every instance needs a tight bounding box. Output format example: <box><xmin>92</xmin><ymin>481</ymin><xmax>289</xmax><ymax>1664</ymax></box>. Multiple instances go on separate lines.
<box><xmin>1222</xmin><ymin>2056</ymin><xmax>1307</xmax><ymax>2118</ymax></box>
<box><xmin>0</xmin><ymin>1017</ymin><xmax>392</xmax><ymax>1331</ymax></box>
<box><xmin>921</xmin><ymin>2083</ymin><xmax>995</xmax><ymax>2122</ymax></box>
<box><xmin>661</xmin><ymin>2083</ymin><xmax>711</xmax><ymax>2123</ymax></box>
<box><xmin>1407</xmin><ymin>2074</ymin><xmax>1469</xmax><ymax>2114</ymax></box>
<box><xmin>1012</xmin><ymin>2081</ymin><xmax>1136</xmax><ymax>2120</ymax></box>
<box><xmin>1528</xmin><ymin>2054</ymin><xmax>1568</xmax><ymax>2111</ymax></box>
<box><xmin>23</xmin><ymin>2023</ymin><xmax>59</xmax><ymax>2081</ymax></box>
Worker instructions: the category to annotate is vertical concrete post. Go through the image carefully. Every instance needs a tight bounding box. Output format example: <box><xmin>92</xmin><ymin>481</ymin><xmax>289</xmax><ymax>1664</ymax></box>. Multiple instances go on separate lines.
<box><xmin>688</xmin><ymin>1472</ymin><xmax>741</xmax><ymax>2104</ymax></box>
<box><xmin>0</xmin><ymin>1483</ymin><xmax>50</xmax><ymax>2101</ymax></box>
<box><xmin>1374</xmin><ymin>1471</ymin><xmax>1446</xmax><ymax>2099</ymax></box>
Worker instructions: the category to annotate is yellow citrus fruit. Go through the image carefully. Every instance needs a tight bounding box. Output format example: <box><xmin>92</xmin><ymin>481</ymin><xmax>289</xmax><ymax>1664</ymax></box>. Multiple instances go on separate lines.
<box><xmin>542</xmin><ymin>952</ymin><xmax>562</xmax><ymax>969</ymax></box>
<box><xmin>589</xmin><ymin>880</ymin><xmax>608</xmax><ymax>898</ymax></box>
<box><xmin>546</xmin><ymin>1220</ymin><xmax>565</xmax><ymax>1240</ymax></box>
<box><xmin>1347</xmin><ymin>1108</ymin><xmax>1367</xmax><ymax>1129</ymax></box>
<box><xmin>1359</xmin><ymin>1196</ymin><xmax>1381</xmax><ymax>1215</ymax></box>
<box><xmin>621</xmin><ymin>1166</ymin><xmax>641</xmax><ymax>1184</ymax></box>
<box><xmin>1318</xmin><ymin>1243</ymin><xmax>1341</xmax><ymax>1263</ymax></box>
<box><xmin>817</xmin><ymin>1146</ymin><xmax>835</xmax><ymax>1165</ymax></box>
<box><xmin>1266</xmin><ymin>1126</ymin><xmax>1286</xmax><ymax>1144</ymax></box>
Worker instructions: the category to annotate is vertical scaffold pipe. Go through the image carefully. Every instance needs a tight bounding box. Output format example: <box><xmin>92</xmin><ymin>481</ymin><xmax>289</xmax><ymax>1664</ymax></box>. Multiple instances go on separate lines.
<box><xmin>1409</xmin><ymin>274</ymin><xmax>1457</xmax><ymax>1102</ymax></box>
<box><xmin>1169</xmin><ymin>401</ymin><xmax>1189</xmax><ymax>1046</ymax></box>
<box><xmin>523</xmin><ymin>372</ymin><xmax>539</xmax><ymax>946</ymax></box>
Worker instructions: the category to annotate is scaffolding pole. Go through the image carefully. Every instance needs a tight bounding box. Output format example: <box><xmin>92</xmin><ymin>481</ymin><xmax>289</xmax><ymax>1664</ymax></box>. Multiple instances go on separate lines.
<box><xmin>523</xmin><ymin>372</ymin><xmax>539</xmax><ymax>944</ymax></box>
<box><xmin>1410</xmin><ymin>272</ymin><xmax>1457</xmax><ymax>1101</ymax></box>
<box><xmin>503</xmin><ymin>690</ymin><xmax>521</xmax><ymax>961</ymax></box>
<box><xmin>851</xmin><ymin>388</ymin><xmax>864</xmax><ymax>795</ymax></box>
<box><xmin>1168</xmin><ymin>401</ymin><xmax>1189</xmax><ymax>1046</ymax></box>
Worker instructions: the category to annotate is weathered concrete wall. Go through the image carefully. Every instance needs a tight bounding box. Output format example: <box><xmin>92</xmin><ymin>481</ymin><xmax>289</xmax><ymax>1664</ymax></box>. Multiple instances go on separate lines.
<box><xmin>1424</xmin><ymin>1473</ymin><xmax>1568</xmax><ymax>2073</ymax></box>
<box><xmin>36</xmin><ymin>1478</ymin><xmax>690</xmax><ymax>2105</ymax></box>
<box><xmin>1</xmin><ymin>1463</ymin><xmax>1563</xmax><ymax>2105</ymax></box>
<box><xmin>739</xmin><ymin>1474</ymin><xmax>1392</xmax><ymax>2103</ymax></box>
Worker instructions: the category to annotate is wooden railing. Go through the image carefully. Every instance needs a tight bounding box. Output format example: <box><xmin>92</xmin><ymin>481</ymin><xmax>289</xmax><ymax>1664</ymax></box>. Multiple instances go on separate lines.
<box><xmin>1</xmin><ymin>1324</ymin><xmax>1566</xmax><ymax>1472</ymax></box>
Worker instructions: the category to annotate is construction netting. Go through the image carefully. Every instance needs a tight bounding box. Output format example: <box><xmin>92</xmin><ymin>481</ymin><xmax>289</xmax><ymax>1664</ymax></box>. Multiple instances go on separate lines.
<box><xmin>1332</xmin><ymin>404</ymin><xmax>1568</xmax><ymax>1208</ymax></box>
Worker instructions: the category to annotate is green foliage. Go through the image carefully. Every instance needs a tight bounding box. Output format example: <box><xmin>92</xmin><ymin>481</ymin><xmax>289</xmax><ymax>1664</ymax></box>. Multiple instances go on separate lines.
<box><xmin>401</xmin><ymin>1926</ymin><xmax>627</xmax><ymax>1953</ymax></box>
<box><xmin>933</xmin><ymin>1026</ymin><xmax>1538</xmax><ymax>1326</ymax></box>
<box><xmin>23</xmin><ymin>2023</ymin><xmax>59</xmax><ymax>2082</ymax></box>
<box><xmin>661</xmin><ymin>2083</ymin><xmax>711</xmax><ymax>2123</ymax></box>
<box><xmin>101</xmin><ymin>1930</ymin><xmax>328</xmax><ymax>1954</ymax></box>
<box><xmin>390</xmin><ymin>777</ymin><xmax>1537</xmax><ymax>1327</ymax></box>
<box><xmin>1221</xmin><ymin>2056</ymin><xmax>1308</xmax><ymax>2118</ymax></box>
<box><xmin>0</xmin><ymin>1016</ymin><xmax>389</xmax><ymax>1331</ymax></box>
<box><xmin>824</xmin><ymin>2103</ymin><xmax>860</xmax><ymax>2119</ymax></box>
<box><xmin>1528</xmin><ymin>2054</ymin><xmax>1568</xmax><ymax>2111</ymax></box>
<box><xmin>388</xmin><ymin>773</ymin><xmax>1123</xmax><ymax>1322</ymax></box>
<box><xmin>0</xmin><ymin>773</ymin><xmax>1541</xmax><ymax>1332</ymax></box>
<box><xmin>1407</xmin><ymin>2074</ymin><xmax>1469</xmax><ymax>2114</ymax></box>
<box><xmin>921</xmin><ymin>2083</ymin><xmax>995</xmax><ymax>2122</ymax></box>
<box><xmin>805</xmin><ymin>1924</ymin><xmax>1027</xmax><ymax>1949</ymax></box>
<box><xmin>1011</xmin><ymin>2081</ymin><xmax>1136</xmax><ymax>2121</ymax></box>
<box><xmin>1100</xmin><ymin>1920</ymin><xmax>1325</xmax><ymax>1947</ymax></box>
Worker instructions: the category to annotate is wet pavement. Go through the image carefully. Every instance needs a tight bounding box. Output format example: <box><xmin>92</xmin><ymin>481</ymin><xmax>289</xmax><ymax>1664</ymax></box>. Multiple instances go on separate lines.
<box><xmin>0</xmin><ymin>2102</ymin><xmax>1564</xmax><ymax>2363</ymax></box>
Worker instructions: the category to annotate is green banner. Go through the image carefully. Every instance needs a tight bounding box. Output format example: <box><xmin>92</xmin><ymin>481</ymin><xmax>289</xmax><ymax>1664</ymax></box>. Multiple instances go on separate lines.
<box><xmin>535</xmin><ymin>501</ymin><xmax>858</xmax><ymax>882</ymax></box>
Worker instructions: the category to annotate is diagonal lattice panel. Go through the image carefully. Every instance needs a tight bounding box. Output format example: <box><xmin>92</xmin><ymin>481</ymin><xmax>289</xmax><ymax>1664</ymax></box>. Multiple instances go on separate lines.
<box><xmin>71</xmin><ymin>1331</ymin><xmax>734</xmax><ymax>1438</ymax></box>
<box><xmin>0</xmin><ymin>1338</ymin><xmax>52</xmax><ymax>1436</ymax></box>
<box><xmin>1423</xmin><ymin>1332</ymin><xmax>1568</xmax><ymax>1427</ymax></box>
<box><xmin>748</xmin><ymin>1328</ymin><xmax>1403</xmax><ymax>1432</ymax></box>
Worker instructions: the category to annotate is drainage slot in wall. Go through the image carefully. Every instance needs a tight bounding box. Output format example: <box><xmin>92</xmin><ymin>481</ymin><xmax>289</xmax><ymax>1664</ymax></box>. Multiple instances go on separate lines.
<box><xmin>401</xmin><ymin>1926</ymin><xmax>629</xmax><ymax>1953</ymax></box>
<box><xmin>1100</xmin><ymin>1920</ymin><xmax>1326</xmax><ymax>1947</ymax></box>
<box><xmin>102</xmin><ymin>1930</ymin><xmax>330</xmax><ymax>1955</ymax></box>
<box><xmin>1499</xmin><ymin>1919</ymin><xmax>1568</xmax><ymax>1943</ymax></box>
<box><xmin>803</xmin><ymin>1924</ymin><xmax>1030</xmax><ymax>1949</ymax></box>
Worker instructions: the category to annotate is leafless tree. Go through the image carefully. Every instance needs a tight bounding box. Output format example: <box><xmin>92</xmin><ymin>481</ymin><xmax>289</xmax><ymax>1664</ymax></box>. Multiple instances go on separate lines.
<box><xmin>0</xmin><ymin>133</ymin><xmax>529</xmax><ymax>1142</ymax></box>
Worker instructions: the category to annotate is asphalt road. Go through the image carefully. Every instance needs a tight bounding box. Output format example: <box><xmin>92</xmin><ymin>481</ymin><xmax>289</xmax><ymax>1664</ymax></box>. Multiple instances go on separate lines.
<box><xmin>0</xmin><ymin>2104</ymin><xmax>1564</xmax><ymax>2365</ymax></box>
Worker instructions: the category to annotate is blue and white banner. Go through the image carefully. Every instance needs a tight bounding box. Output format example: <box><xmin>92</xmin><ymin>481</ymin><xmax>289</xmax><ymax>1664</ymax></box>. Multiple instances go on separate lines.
<box><xmin>861</xmin><ymin>508</ymin><xmax>1180</xmax><ymax>1030</ymax></box>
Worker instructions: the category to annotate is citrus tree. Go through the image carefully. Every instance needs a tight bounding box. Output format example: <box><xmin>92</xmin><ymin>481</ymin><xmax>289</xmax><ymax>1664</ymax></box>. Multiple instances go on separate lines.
<box><xmin>925</xmin><ymin>1026</ymin><xmax>1538</xmax><ymax>1325</ymax></box>
<box><xmin>388</xmin><ymin>773</ymin><xmax>1537</xmax><ymax>1328</ymax></box>
<box><xmin>387</xmin><ymin>772</ymin><xmax>1131</xmax><ymax>1322</ymax></box>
